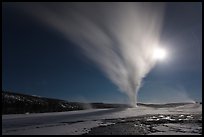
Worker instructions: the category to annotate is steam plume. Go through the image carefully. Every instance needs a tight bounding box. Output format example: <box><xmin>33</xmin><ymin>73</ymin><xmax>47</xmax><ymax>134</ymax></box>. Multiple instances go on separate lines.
<box><xmin>17</xmin><ymin>2</ymin><xmax>165</xmax><ymax>107</ymax></box>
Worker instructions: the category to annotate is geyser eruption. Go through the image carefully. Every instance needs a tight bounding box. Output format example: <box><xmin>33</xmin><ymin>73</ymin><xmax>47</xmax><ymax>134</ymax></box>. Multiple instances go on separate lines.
<box><xmin>18</xmin><ymin>2</ymin><xmax>165</xmax><ymax>107</ymax></box>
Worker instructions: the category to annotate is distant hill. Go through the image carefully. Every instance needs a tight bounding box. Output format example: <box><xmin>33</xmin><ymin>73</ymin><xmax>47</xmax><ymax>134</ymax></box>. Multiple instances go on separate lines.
<box><xmin>137</xmin><ymin>102</ymin><xmax>196</xmax><ymax>108</ymax></box>
<box><xmin>2</xmin><ymin>91</ymin><xmax>198</xmax><ymax>115</ymax></box>
<box><xmin>2</xmin><ymin>91</ymin><xmax>129</xmax><ymax>114</ymax></box>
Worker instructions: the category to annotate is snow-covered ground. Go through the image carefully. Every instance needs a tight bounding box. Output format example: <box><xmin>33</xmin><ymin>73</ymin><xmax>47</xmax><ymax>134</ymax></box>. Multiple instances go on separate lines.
<box><xmin>2</xmin><ymin>103</ymin><xmax>202</xmax><ymax>135</ymax></box>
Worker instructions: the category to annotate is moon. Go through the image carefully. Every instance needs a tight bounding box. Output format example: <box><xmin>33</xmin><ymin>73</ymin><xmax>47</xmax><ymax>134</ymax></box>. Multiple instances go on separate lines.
<box><xmin>153</xmin><ymin>47</ymin><xmax>167</xmax><ymax>61</ymax></box>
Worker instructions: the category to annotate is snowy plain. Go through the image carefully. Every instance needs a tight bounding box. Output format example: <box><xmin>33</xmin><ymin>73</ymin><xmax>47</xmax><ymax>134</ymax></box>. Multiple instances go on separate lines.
<box><xmin>2</xmin><ymin>103</ymin><xmax>202</xmax><ymax>135</ymax></box>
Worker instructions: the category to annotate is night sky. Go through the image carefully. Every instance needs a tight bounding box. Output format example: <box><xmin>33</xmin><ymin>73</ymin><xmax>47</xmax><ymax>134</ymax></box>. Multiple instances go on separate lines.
<box><xmin>2</xmin><ymin>2</ymin><xmax>202</xmax><ymax>104</ymax></box>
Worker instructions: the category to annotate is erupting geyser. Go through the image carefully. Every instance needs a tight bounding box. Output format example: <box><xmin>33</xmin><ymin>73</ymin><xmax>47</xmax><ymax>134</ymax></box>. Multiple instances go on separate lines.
<box><xmin>19</xmin><ymin>2</ymin><xmax>165</xmax><ymax>107</ymax></box>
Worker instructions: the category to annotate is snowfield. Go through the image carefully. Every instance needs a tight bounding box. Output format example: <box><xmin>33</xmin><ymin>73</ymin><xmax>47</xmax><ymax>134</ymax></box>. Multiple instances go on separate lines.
<box><xmin>2</xmin><ymin>103</ymin><xmax>202</xmax><ymax>135</ymax></box>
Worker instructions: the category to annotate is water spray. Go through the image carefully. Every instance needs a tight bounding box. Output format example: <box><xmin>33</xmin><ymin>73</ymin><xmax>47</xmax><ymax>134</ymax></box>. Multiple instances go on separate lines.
<box><xmin>18</xmin><ymin>2</ymin><xmax>165</xmax><ymax>107</ymax></box>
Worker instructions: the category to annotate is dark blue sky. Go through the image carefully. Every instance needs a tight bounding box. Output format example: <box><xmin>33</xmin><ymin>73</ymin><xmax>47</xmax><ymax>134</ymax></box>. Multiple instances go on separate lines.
<box><xmin>2</xmin><ymin>2</ymin><xmax>202</xmax><ymax>104</ymax></box>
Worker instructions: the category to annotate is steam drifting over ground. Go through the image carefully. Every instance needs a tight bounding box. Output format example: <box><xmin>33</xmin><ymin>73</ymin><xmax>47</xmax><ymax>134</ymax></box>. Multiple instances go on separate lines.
<box><xmin>16</xmin><ymin>2</ymin><xmax>165</xmax><ymax>107</ymax></box>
